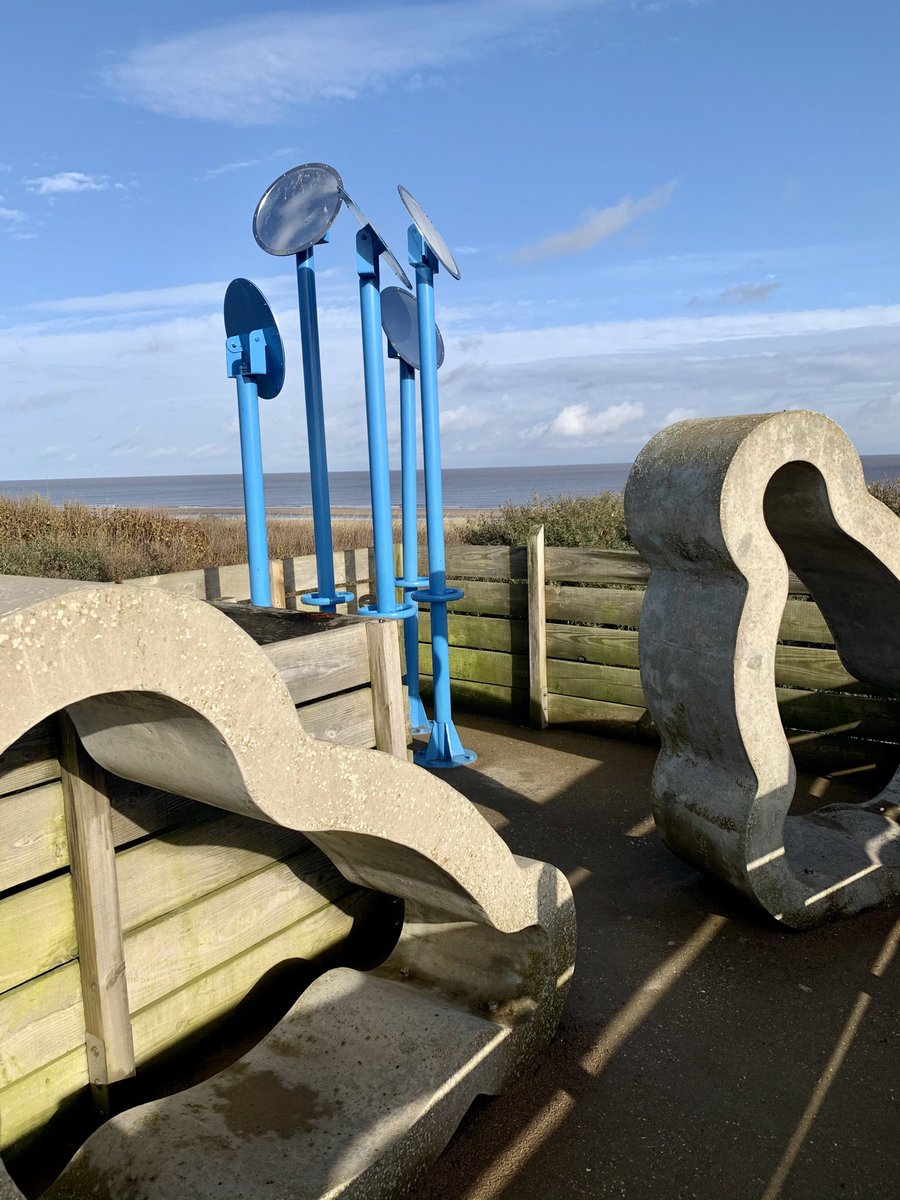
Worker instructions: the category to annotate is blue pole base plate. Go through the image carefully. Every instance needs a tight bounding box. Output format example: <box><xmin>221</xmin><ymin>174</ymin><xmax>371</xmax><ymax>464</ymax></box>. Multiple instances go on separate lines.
<box><xmin>357</xmin><ymin>600</ymin><xmax>418</xmax><ymax>620</ymax></box>
<box><xmin>396</xmin><ymin>575</ymin><xmax>429</xmax><ymax>589</ymax></box>
<box><xmin>301</xmin><ymin>590</ymin><xmax>355</xmax><ymax>608</ymax></box>
<box><xmin>410</xmin><ymin>587</ymin><xmax>464</xmax><ymax>604</ymax></box>
<box><xmin>406</xmin><ymin>689</ymin><xmax>432</xmax><ymax>736</ymax></box>
<box><xmin>413</xmin><ymin>720</ymin><xmax>477</xmax><ymax>769</ymax></box>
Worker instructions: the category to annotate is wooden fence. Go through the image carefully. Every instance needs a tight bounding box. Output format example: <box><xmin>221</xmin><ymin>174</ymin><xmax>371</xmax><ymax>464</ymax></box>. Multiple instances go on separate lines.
<box><xmin>134</xmin><ymin>539</ymin><xmax>900</xmax><ymax>769</ymax></box>
<box><xmin>0</xmin><ymin>602</ymin><xmax>402</xmax><ymax>1177</ymax></box>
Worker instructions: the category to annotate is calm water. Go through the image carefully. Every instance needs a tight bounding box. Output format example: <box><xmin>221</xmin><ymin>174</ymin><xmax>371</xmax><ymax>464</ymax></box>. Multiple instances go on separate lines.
<box><xmin>1</xmin><ymin>458</ymin><xmax>899</xmax><ymax>513</ymax></box>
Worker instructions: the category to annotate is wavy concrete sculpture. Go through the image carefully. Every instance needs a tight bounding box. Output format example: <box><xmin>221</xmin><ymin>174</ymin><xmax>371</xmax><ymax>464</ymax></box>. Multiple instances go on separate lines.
<box><xmin>0</xmin><ymin>576</ymin><xmax>574</xmax><ymax>1199</ymax></box>
<box><xmin>625</xmin><ymin>410</ymin><xmax>900</xmax><ymax>929</ymax></box>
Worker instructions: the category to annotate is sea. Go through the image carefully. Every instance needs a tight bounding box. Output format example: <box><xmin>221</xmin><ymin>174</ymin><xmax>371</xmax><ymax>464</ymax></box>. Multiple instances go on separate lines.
<box><xmin>1</xmin><ymin>459</ymin><xmax>899</xmax><ymax>515</ymax></box>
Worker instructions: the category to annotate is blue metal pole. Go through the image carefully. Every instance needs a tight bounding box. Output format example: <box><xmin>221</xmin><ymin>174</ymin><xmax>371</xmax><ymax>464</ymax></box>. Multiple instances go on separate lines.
<box><xmin>397</xmin><ymin>356</ymin><xmax>430</xmax><ymax>733</ymax></box>
<box><xmin>295</xmin><ymin>245</ymin><xmax>352</xmax><ymax>612</ymax></box>
<box><xmin>235</xmin><ymin>371</ymin><xmax>271</xmax><ymax>607</ymax></box>
<box><xmin>408</xmin><ymin>226</ymin><xmax>475</xmax><ymax>767</ymax></box>
<box><xmin>355</xmin><ymin>229</ymin><xmax>414</xmax><ymax>620</ymax></box>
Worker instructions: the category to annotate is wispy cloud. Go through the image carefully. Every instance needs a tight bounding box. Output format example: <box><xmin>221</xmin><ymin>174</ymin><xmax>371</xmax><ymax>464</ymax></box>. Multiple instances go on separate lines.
<box><xmin>0</xmin><ymin>206</ymin><xmax>26</xmax><ymax>228</ymax></box>
<box><xmin>26</xmin><ymin>171</ymin><xmax>111</xmax><ymax>196</ymax></box>
<box><xmin>523</xmin><ymin>401</ymin><xmax>645</xmax><ymax>443</ymax></box>
<box><xmin>689</xmin><ymin>279</ymin><xmax>781</xmax><ymax>307</ymax></box>
<box><xmin>104</xmin><ymin>0</ymin><xmax>613</xmax><ymax>124</ymax></box>
<box><xmin>513</xmin><ymin>181</ymin><xmax>676</xmax><ymax>264</ymax></box>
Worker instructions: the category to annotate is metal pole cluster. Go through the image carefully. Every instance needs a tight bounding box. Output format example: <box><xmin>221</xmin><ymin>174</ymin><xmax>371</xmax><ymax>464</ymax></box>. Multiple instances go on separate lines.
<box><xmin>229</xmin><ymin>165</ymin><xmax>473</xmax><ymax>765</ymax></box>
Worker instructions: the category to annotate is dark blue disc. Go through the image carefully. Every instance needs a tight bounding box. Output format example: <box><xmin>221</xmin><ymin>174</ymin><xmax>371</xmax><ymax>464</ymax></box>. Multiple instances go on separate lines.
<box><xmin>380</xmin><ymin>286</ymin><xmax>445</xmax><ymax>371</ymax></box>
<box><xmin>223</xmin><ymin>279</ymin><xmax>286</xmax><ymax>400</ymax></box>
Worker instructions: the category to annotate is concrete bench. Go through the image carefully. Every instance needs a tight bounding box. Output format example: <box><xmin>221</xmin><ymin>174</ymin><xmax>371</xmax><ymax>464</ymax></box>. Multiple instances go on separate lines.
<box><xmin>0</xmin><ymin>578</ymin><xmax>574</xmax><ymax>1198</ymax></box>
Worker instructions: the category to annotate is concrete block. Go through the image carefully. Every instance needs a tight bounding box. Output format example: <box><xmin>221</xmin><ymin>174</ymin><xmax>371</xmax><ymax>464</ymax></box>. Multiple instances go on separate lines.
<box><xmin>0</xmin><ymin>577</ymin><xmax>574</xmax><ymax>1197</ymax></box>
<box><xmin>625</xmin><ymin>410</ymin><xmax>900</xmax><ymax>928</ymax></box>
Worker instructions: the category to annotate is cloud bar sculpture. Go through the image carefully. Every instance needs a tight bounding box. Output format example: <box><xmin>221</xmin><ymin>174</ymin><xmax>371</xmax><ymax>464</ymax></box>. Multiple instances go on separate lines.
<box><xmin>625</xmin><ymin>410</ymin><xmax>900</xmax><ymax>928</ymax></box>
<box><xmin>0</xmin><ymin>576</ymin><xmax>574</xmax><ymax>1198</ymax></box>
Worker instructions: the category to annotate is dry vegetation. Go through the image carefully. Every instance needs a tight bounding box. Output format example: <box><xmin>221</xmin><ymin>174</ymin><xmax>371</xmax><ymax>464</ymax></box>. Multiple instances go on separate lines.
<box><xmin>2</xmin><ymin>481</ymin><xmax>900</xmax><ymax>581</ymax></box>
<box><xmin>0</xmin><ymin>495</ymin><xmax>409</xmax><ymax>582</ymax></box>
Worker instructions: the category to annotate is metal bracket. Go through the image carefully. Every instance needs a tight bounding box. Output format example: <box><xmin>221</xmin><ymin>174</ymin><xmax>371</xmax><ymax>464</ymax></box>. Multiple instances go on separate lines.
<box><xmin>225</xmin><ymin>328</ymin><xmax>267</xmax><ymax>379</ymax></box>
<box><xmin>356</xmin><ymin>226</ymin><xmax>383</xmax><ymax>279</ymax></box>
<box><xmin>407</xmin><ymin>225</ymin><xmax>439</xmax><ymax>274</ymax></box>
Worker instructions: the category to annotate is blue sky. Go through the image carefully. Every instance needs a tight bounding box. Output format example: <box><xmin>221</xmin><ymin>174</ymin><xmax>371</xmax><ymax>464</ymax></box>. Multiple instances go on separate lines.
<box><xmin>1</xmin><ymin>0</ymin><xmax>899</xmax><ymax>476</ymax></box>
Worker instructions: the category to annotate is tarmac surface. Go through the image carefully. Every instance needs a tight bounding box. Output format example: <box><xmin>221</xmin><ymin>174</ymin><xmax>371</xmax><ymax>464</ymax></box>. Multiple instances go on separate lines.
<box><xmin>413</xmin><ymin>714</ymin><xmax>899</xmax><ymax>1200</ymax></box>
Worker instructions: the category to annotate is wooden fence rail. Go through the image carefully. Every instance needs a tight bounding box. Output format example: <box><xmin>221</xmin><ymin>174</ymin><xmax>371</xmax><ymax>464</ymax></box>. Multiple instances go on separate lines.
<box><xmin>131</xmin><ymin>540</ymin><xmax>900</xmax><ymax>770</ymax></box>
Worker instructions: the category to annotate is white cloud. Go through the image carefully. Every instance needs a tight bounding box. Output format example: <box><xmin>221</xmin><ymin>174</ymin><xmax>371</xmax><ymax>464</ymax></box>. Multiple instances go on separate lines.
<box><xmin>664</xmin><ymin>406</ymin><xmax>700</xmax><ymax>424</ymax></box>
<box><xmin>513</xmin><ymin>181</ymin><xmax>676</xmax><ymax>264</ymax></box>
<box><xmin>104</xmin><ymin>0</ymin><xmax>612</xmax><ymax>124</ymax></box>
<box><xmin>523</xmin><ymin>401</ymin><xmax>645</xmax><ymax>443</ymax></box>
<box><xmin>0</xmin><ymin>206</ymin><xmax>26</xmax><ymax>228</ymax></box>
<box><xmin>26</xmin><ymin>172</ymin><xmax>110</xmax><ymax>196</ymax></box>
<box><xmin>3</xmin><ymin>283</ymin><xmax>900</xmax><ymax>474</ymax></box>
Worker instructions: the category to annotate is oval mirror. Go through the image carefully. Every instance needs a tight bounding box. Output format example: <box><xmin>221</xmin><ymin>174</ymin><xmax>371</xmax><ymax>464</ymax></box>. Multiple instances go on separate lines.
<box><xmin>397</xmin><ymin>185</ymin><xmax>461</xmax><ymax>280</ymax></box>
<box><xmin>253</xmin><ymin>163</ymin><xmax>344</xmax><ymax>256</ymax></box>
<box><xmin>339</xmin><ymin>186</ymin><xmax>412</xmax><ymax>289</ymax></box>
<box><xmin>381</xmin><ymin>286</ymin><xmax>445</xmax><ymax>371</ymax></box>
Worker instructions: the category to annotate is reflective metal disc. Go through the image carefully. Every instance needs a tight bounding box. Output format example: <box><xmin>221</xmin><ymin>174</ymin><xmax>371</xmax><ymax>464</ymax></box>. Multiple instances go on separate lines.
<box><xmin>381</xmin><ymin>286</ymin><xmax>445</xmax><ymax>371</ymax></box>
<box><xmin>397</xmin><ymin>185</ymin><xmax>461</xmax><ymax>280</ymax></box>
<box><xmin>223</xmin><ymin>278</ymin><xmax>286</xmax><ymax>399</ymax></box>
<box><xmin>339</xmin><ymin>187</ymin><xmax>412</xmax><ymax>288</ymax></box>
<box><xmin>253</xmin><ymin>163</ymin><xmax>344</xmax><ymax>256</ymax></box>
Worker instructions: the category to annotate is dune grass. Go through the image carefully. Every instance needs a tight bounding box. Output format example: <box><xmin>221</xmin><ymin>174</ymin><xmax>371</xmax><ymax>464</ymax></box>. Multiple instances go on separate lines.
<box><xmin>0</xmin><ymin>495</ymin><xmax>399</xmax><ymax>582</ymax></box>
<box><xmin>2</xmin><ymin>479</ymin><xmax>900</xmax><ymax>581</ymax></box>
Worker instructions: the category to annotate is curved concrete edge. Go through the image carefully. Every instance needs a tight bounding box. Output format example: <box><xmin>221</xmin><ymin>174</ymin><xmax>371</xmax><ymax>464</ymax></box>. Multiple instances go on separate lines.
<box><xmin>44</xmin><ymin>862</ymin><xmax>574</xmax><ymax>1200</ymax></box>
<box><xmin>624</xmin><ymin>411</ymin><xmax>900</xmax><ymax>928</ymax></box>
<box><xmin>0</xmin><ymin>576</ymin><xmax>536</xmax><ymax>931</ymax></box>
<box><xmin>0</xmin><ymin>576</ymin><xmax>574</xmax><ymax>1197</ymax></box>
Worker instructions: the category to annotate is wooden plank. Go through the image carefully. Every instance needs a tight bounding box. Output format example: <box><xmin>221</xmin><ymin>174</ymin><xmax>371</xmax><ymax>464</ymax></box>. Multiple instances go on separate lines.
<box><xmin>527</xmin><ymin>525</ymin><xmax>549</xmax><ymax>729</ymax></box>
<box><xmin>262</xmin><ymin>623</ymin><xmax>370</xmax><ymax>705</ymax></box>
<box><xmin>440</xmin><ymin>545</ymin><xmax>527</xmax><ymax>580</ymax></box>
<box><xmin>418</xmin><ymin>645</ymin><xmax>528</xmax><ymax>691</ymax></box>
<box><xmin>775</xmin><ymin>687</ymin><xmax>900</xmax><ymax>740</ymax></box>
<box><xmin>433</xmin><ymin>579</ymin><xmax>527</xmax><ymax>619</ymax></box>
<box><xmin>59</xmin><ymin>715</ymin><xmax>135</xmax><ymax>1096</ymax></box>
<box><xmin>419</xmin><ymin>675</ymin><xmax>528</xmax><ymax>719</ymax></box>
<box><xmin>298</xmin><ymin>687</ymin><xmax>377</xmax><ymax>748</ymax></box>
<box><xmin>545</xmin><ymin>624</ymin><xmax>640</xmax><ymax>669</ymax></box>
<box><xmin>0</xmin><ymin>962</ymin><xmax>83</xmax><ymax>1088</ymax></box>
<box><xmin>128</xmin><ymin>568</ymin><xmax>207</xmax><ymax>598</ymax></box>
<box><xmin>116</xmin><ymin>813</ymin><xmax>310</xmax><ymax>932</ymax></box>
<box><xmin>0</xmin><ymin>781</ymin><xmax>68</xmax><ymax>891</ymax></box>
<box><xmin>130</xmin><ymin>891</ymin><xmax>379</xmax><ymax>1064</ymax></box>
<box><xmin>773</xmin><ymin>645</ymin><xmax>856</xmax><ymax>691</ymax></box>
<box><xmin>204</xmin><ymin>562</ymin><xmax>252</xmax><ymax>601</ymax></box>
<box><xmin>419</xmin><ymin>612</ymin><xmax>528</xmax><ymax>656</ymax></box>
<box><xmin>285</xmin><ymin>548</ymin><xmax>375</xmax><ymax>602</ymax></box>
<box><xmin>544</xmin><ymin>547</ymin><xmax>651</xmax><ymax>586</ymax></box>
<box><xmin>548</xmin><ymin>692</ymin><xmax>654</xmax><ymax>733</ymax></box>
<box><xmin>269</xmin><ymin>559</ymin><xmax>287</xmax><ymax>608</ymax></box>
<box><xmin>0</xmin><ymin>722</ymin><xmax>59</xmax><ymax>799</ymax></box>
<box><xmin>543</xmin><ymin>627</ymin><xmax>865</xmax><ymax>691</ymax></box>
<box><xmin>543</xmin><ymin>546</ymin><xmax>809</xmax><ymax>593</ymax></box>
<box><xmin>0</xmin><ymin>1046</ymin><xmax>88</xmax><ymax>1152</ymax></box>
<box><xmin>124</xmin><ymin>847</ymin><xmax>354</xmax><ymax>1012</ymax></box>
<box><xmin>0</xmin><ymin>873</ymin><xmax>76</xmax><ymax>996</ymax></box>
<box><xmin>545</xmin><ymin>584</ymin><xmax>644</xmax><ymax>627</ymax></box>
<box><xmin>547</xmin><ymin>660</ymin><xmax>647</xmax><ymax>708</ymax></box>
<box><xmin>779</xmin><ymin>596</ymin><xmax>834</xmax><ymax>645</ymax></box>
<box><xmin>365</xmin><ymin>621</ymin><xmax>408</xmax><ymax>758</ymax></box>
<box><xmin>107</xmin><ymin>781</ymin><xmax>214</xmax><ymax>850</ymax></box>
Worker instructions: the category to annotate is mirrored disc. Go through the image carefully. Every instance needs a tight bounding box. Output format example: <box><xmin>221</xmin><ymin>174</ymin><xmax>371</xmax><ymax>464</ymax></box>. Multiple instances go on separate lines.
<box><xmin>397</xmin><ymin>185</ymin><xmax>461</xmax><ymax>280</ymax></box>
<box><xmin>224</xmin><ymin>278</ymin><xmax>286</xmax><ymax>399</ymax></box>
<box><xmin>253</xmin><ymin>163</ymin><xmax>343</xmax><ymax>256</ymax></box>
<box><xmin>381</xmin><ymin>286</ymin><xmax>445</xmax><ymax>371</ymax></box>
<box><xmin>339</xmin><ymin>187</ymin><xmax>412</xmax><ymax>289</ymax></box>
